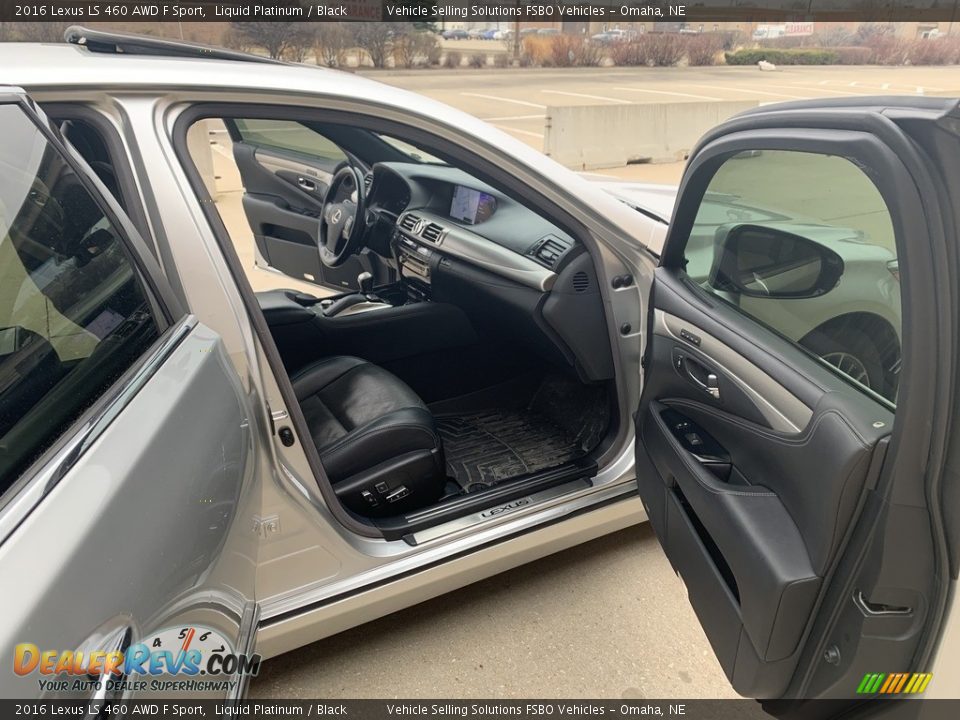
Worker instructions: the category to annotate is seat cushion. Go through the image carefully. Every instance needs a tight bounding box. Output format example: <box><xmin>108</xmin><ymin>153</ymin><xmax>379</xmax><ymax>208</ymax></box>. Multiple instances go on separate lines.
<box><xmin>291</xmin><ymin>356</ymin><xmax>441</xmax><ymax>482</ymax></box>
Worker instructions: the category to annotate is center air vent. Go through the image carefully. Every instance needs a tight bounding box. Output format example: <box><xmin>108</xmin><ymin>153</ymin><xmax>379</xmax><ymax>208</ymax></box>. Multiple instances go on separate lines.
<box><xmin>363</xmin><ymin>172</ymin><xmax>373</xmax><ymax>193</ymax></box>
<box><xmin>399</xmin><ymin>213</ymin><xmax>419</xmax><ymax>232</ymax></box>
<box><xmin>533</xmin><ymin>235</ymin><xmax>568</xmax><ymax>268</ymax></box>
<box><xmin>421</xmin><ymin>223</ymin><xmax>445</xmax><ymax>244</ymax></box>
<box><xmin>572</xmin><ymin>271</ymin><xmax>590</xmax><ymax>293</ymax></box>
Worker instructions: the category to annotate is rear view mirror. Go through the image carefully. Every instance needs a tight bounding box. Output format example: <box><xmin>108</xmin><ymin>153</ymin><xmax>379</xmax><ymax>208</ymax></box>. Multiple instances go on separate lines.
<box><xmin>708</xmin><ymin>224</ymin><xmax>844</xmax><ymax>299</ymax></box>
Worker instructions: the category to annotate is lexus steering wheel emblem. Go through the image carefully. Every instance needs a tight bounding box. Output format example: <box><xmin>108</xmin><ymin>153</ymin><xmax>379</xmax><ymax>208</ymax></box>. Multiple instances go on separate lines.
<box><xmin>331</xmin><ymin>208</ymin><xmax>343</xmax><ymax>224</ymax></box>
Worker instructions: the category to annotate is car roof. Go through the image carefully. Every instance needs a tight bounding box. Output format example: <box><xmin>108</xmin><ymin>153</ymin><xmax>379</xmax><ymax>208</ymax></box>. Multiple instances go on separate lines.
<box><xmin>2</xmin><ymin>42</ymin><xmax>399</xmax><ymax>99</ymax></box>
<box><xmin>1</xmin><ymin>42</ymin><xmax>506</xmax><ymax>142</ymax></box>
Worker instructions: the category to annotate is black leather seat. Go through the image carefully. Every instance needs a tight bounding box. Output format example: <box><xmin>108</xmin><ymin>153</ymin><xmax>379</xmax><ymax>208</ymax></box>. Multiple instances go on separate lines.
<box><xmin>291</xmin><ymin>356</ymin><xmax>445</xmax><ymax>515</ymax></box>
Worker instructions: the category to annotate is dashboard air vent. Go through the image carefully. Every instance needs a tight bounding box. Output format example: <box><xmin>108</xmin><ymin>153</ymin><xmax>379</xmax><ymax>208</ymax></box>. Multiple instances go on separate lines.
<box><xmin>363</xmin><ymin>172</ymin><xmax>373</xmax><ymax>193</ymax></box>
<box><xmin>399</xmin><ymin>213</ymin><xmax>419</xmax><ymax>232</ymax></box>
<box><xmin>533</xmin><ymin>236</ymin><xmax>567</xmax><ymax>268</ymax></box>
<box><xmin>421</xmin><ymin>223</ymin><xmax>445</xmax><ymax>244</ymax></box>
<box><xmin>572</xmin><ymin>271</ymin><xmax>590</xmax><ymax>293</ymax></box>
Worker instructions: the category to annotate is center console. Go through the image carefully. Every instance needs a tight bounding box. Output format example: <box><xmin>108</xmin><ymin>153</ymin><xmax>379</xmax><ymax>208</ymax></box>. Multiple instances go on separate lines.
<box><xmin>395</xmin><ymin>231</ymin><xmax>439</xmax><ymax>303</ymax></box>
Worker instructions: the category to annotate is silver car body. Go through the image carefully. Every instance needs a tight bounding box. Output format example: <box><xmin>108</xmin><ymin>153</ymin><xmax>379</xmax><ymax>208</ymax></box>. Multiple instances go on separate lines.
<box><xmin>0</xmin><ymin>43</ymin><xmax>662</xmax><ymax>690</ymax></box>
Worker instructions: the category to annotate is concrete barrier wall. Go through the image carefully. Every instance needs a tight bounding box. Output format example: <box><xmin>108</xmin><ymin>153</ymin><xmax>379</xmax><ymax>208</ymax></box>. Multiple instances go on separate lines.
<box><xmin>545</xmin><ymin>100</ymin><xmax>761</xmax><ymax>170</ymax></box>
<box><xmin>187</xmin><ymin>119</ymin><xmax>218</xmax><ymax>199</ymax></box>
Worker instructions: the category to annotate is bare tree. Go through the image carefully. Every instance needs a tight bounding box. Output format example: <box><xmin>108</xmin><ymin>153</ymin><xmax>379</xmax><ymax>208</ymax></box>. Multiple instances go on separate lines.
<box><xmin>12</xmin><ymin>22</ymin><xmax>70</xmax><ymax>43</ymax></box>
<box><xmin>351</xmin><ymin>22</ymin><xmax>401</xmax><ymax>68</ymax></box>
<box><xmin>231</xmin><ymin>21</ymin><xmax>315</xmax><ymax>60</ymax></box>
<box><xmin>283</xmin><ymin>26</ymin><xmax>317</xmax><ymax>63</ymax></box>
<box><xmin>393</xmin><ymin>29</ymin><xmax>440</xmax><ymax>68</ymax></box>
<box><xmin>316</xmin><ymin>23</ymin><xmax>352</xmax><ymax>67</ymax></box>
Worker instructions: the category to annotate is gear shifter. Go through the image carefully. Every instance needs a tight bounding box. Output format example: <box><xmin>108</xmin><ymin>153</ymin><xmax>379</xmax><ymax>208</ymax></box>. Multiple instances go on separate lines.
<box><xmin>321</xmin><ymin>272</ymin><xmax>382</xmax><ymax>317</ymax></box>
<box><xmin>358</xmin><ymin>271</ymin><xmax>375</xmax><ymax>299</ymax></box>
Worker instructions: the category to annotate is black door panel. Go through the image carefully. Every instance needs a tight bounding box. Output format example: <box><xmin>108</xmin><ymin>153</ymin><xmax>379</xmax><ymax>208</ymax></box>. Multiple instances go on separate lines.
<box><xmin>241</xmin><ymin>193</ymin><xmax>324</xmax><ymax>284</ymax></box>
<box><xmin>235</xmin><ymin>143</ymin><xmax>334</xmax><ymax>206</ymax></box>
<box><xmin>639</xmin><ymin>271</ymin><xmax>892</xmax><ymax>697</ymax></box>
<box><xmin>228</xmin><ymin>133</ymin><xmax>373</xmax><ymax>292</ymax></box>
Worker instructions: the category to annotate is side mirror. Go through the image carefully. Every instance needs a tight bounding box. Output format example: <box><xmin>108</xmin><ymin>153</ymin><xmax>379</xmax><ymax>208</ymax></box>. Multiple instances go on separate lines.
<box><xmin>708</xmin><ymin>223</ymin><xmax>844</xmax><ymax>299</ymax></box>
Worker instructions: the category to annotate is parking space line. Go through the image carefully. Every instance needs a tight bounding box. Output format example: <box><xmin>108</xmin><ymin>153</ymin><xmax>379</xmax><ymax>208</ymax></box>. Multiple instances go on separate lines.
<box><xmin>482</xmin><ymin>113</ymin><xmax>546</xmax><ymax>121</ymax></box>
<box><xmin>684</xmin><ymin>84</ymin><xmax>811</xmax><ymax>99</ymax></box>
<box><xmin>541</xmin><ymin>90</ymin><xmax>632</xmax><ymax>104</ymax></box>
<box><xmin>492</xmin><ymin>125</ymin><xmax>544</xmax><ymax>139</ymax></box>
<box><xmin>839</xmin><ymin>80</ymin><xmax>942</xmax><ymax>93</ymax></box>
<box><xmin>461</xmin><ymin>92</ymin><xmax>547</xmax><ymax>109</ymax></box>
<box><xmin>770</xmin><ymin>84</ymin><xmax>866</xmax><ymax>96</ymax></box>
<box><xmin>613</xmin><ymin>86</ymin><xmax>723</xmax><ymax>101</ymax></box>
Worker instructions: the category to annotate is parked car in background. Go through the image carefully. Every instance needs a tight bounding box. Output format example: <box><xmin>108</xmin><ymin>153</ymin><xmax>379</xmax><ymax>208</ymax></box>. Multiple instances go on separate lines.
<box><xmin>2</xmin><ymin>27</ymin><xmax>958</xmax><ymax>709</ymax></box>
<box><xmin>481</xmin><ymin>29</ymin><xmax>498</xmax><ymax>40</ymax></box>
<box><xmin>600</xmin><ymin>183</ymin><xmax>902</xmax><ymax>401</ymax></box>
<box><xmin>441</xmin><ymin>28</ymin><xmax>468</xmax><ymax>40</ymax></box>
<box><xmin>592</xmin><ymin>28</ymin><xmax>640</xmax><ymax>44</ymax></box>
<box><xmin>591</xmin><ymin>31</ymin><xmax>620</xmax><ymax>44</ymax></box>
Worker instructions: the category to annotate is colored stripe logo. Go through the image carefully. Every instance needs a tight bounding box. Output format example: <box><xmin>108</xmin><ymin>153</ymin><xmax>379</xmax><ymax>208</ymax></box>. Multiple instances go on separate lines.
<box><xmin>856</xmin><ymin>672</ymin><xmax>932</xmax><ymax>694</ymax></box>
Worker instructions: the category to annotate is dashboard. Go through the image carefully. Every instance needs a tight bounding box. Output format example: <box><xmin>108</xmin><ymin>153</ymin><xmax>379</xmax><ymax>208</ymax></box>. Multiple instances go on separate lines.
<box><xmin>365</xmin><ymin>162</ymin><xmax>581</xmax><ymax>282</ymax></box>
<box><xmin>360</xmin><ymin>161</ymin><xmax>614</xmax><ymax>383</ymax></box>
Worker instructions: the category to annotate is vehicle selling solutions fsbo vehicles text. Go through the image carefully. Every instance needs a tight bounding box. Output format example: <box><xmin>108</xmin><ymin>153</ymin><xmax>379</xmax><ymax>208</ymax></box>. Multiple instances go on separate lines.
<box><xmin>386</xmin><ymin>5</ymin><xmax>681</xmax><ymax>19</ymax></box>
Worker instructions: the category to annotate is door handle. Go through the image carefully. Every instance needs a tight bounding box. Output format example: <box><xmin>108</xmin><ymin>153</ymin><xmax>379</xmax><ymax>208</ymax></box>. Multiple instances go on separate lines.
<box><xmin>677</xmin><ymin>355</ymin><xmax>721</xmax><ymax>400</ymax></box>
<box><xmin>853</xmin><ymin>590</ymin><xmax>912</xmax><ymax>617</ymax></box>
<box><xmin>297</xmin><ymin>177</ymin><xmax>316</xmax><ymax>192</ymax></box>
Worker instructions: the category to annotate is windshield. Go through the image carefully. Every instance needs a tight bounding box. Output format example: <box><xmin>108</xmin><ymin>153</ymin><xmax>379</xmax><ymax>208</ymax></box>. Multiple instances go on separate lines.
<box><xmin>377</xmin><ymin>134</ymin><xmax>447</xmax><ymax>165</ymax></box>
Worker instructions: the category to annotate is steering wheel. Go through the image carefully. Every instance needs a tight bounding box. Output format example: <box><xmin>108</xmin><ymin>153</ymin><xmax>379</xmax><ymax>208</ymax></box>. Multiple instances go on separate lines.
<box><xmin>318</xmin><ymin>166</ymin><xmax>367</xmax><ymax>268</ymax></box>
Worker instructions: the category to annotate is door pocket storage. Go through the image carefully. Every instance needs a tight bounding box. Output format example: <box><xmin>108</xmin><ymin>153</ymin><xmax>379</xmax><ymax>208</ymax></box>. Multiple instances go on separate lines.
<box><xmin>666</xmin><ymin>486</ymin><xmax>743</xmax><ymax>675</ymax></box>
<box><xmin>642</xmin><ymin>402</ymin><xmax>822</xmax><ymax>669</ymax></box>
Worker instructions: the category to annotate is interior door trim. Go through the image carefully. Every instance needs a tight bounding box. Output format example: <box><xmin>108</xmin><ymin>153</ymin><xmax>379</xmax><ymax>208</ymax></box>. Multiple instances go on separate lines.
<box><xmin>255</xmin><ymin>149</ymin><xmax>334</xmax><ymax>186</ymax></box>
<box><xmin>654</xmin><ymin>309</ymin><xmax>812</xmax><ymax>433</ymax></box>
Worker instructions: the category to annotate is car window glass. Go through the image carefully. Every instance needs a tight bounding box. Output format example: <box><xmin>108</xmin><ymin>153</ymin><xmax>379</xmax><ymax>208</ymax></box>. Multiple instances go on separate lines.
<box><xmin>683</xmin><ymin>150</ymin><xmax>901</xmax><ymax>403</ymax></box>
<box><xmin>233</xmin><ymin>118</ymin><xmax>347</xmax><ymax>163</ymax></box>
<box><xmin>0</xmin><ymin>103</ymin><xmax>161</xmax><ymax>495</ymax></box>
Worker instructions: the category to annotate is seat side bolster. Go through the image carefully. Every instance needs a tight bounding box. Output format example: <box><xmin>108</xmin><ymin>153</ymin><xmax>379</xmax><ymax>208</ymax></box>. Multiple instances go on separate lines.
<box><xmin>319</xmin><ymin>406</ymin><xmax>440</xmax><ymax>481</ymax></box>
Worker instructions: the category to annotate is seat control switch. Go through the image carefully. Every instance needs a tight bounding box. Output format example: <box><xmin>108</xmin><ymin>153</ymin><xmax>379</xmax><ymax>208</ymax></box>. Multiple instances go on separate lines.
<box><xmin>386</xmin><ymin>486</ymin><xmax>410</xmax><ymax>503</ymax></box>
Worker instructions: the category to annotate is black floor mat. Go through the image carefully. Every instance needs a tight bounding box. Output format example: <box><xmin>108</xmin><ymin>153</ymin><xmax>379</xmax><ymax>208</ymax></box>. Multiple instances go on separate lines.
<box><xmin>435</xmin><ymin>375</ymin><xmax>609</xmax><ymax>492</ymax></box>
<box><xmin>437</xmin><ymin>410</ymin><xmax>584</xmax><ymax>491</ymax></box>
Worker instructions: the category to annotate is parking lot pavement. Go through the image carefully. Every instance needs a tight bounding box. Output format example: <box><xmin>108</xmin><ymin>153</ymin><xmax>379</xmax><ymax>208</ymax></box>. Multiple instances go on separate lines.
<box><xmin>251</xmin><ymin>524</ymin><xmax>740</xmax><ymax>699</ymax></box>
<box><xmin>369</xmin><ymin>65</ymin><xmax>960</xmax><ymax>150</ymax></box>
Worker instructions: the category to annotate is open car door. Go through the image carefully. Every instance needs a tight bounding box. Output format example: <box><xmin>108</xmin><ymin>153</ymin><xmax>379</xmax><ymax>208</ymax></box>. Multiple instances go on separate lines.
<box><xmin>635</xmin><ymin>98</ymin><xmax>960</xmax><ymax>703</ymax></box>
<box><xmin>220</xmin><ymin>117</ymin><xmax>374</xmax><ymax>292</ymax></box>
<box><xmin>0</xmin><ymin>90</ymin><xmax>258</xmax><ymax>700</ymax></box>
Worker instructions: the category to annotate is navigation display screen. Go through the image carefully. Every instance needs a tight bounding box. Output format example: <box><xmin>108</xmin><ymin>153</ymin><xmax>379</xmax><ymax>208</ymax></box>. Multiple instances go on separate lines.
<box><xmin>450</xmin><ymin>186</ymin><xmax>497</xmax><ymax>225</ymax></box>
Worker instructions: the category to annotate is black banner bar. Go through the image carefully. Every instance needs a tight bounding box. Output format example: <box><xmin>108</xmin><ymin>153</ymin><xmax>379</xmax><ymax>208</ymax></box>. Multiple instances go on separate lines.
<box><xmin>1</xmin><ymin>1</ymin><xmax>960</xmax><ymax>23</ymax></box>
<box><xmin>1</xmin><ymin>699</ymin><xmax>960</xmax><ymax>719</ymax></box>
